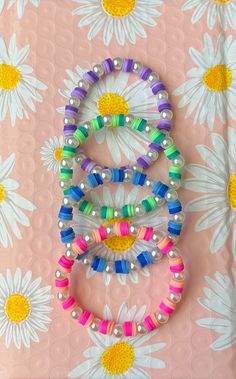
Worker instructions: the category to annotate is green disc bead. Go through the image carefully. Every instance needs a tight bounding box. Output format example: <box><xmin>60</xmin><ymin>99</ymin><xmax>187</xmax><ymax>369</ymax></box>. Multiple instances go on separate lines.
<box><xmin>112</xmin><ymin>114</ymin><xmax>125</xmax><ymax>127</ymax></box>
<box><xmin>91</xmin><ymin>115</ymin><xmax>104</xmax><ymax>131</ymax></box>
<box><xmin>164</xmin><ymin>145</ymin><xmax>180</xmax><ymax>160</ymax></box>
<box><xmin>141</xmin><ymin>196</ymin><xmax>157</xmax><ymax>212</ymax></box>
<box><xmin>79</xmin><ymin>200</ymin><xmax>93</xmax><ymax>215</ymax></box>
<box><xmin>100</xmin><ymin>206</ymin><xmax>114</xmax><ymax>220</ymax></box>
<box><xmin>150</xmin><ymin>129</ymin><xmax>166</xmax><ymax>144</ymax></box>
<box><xmin>60</xmin><ymin>168</ymin><xmax>73</xmax><ymax>180</ymax></box>
<box><xmin>121</xmin><ymin>204</ymin><xmax>135</xmax><ymax>218</ymax></box>
<box><xmin>131</xmin><ymin>117</ymin><xmax>147</xmax><ymax>131</ymax></box>
<box><xmin>62</xmin><ymin>146</ymin><xmax>76</xmax><ymax>159</ymax></box>
<box><xmin>73</xmin><ymin>126</ymin><xmax>89</xmax><ymax>143</ymax></box>
<box><xmin>63</xmin><ymin>188</ymin><xmax>72</xmax><ymax>196</ymax></box>
<box><xmin>169</xmin><ymin>165</ymin><xmax>182</xmax><ymax>179</ymax></box>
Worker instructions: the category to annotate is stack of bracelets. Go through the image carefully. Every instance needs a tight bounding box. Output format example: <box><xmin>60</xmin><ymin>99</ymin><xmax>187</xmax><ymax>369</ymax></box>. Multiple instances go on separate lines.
<box><xmin>55</xmin><ymin>58</ymin><xmax>185</xmax><ymax>337</ymax></box>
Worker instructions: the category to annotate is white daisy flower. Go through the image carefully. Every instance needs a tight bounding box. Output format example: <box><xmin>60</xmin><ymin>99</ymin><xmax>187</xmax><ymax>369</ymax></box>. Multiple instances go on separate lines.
<box><xmin>0</xmin><ymin>153</ymin><xmax>36</xmax><ymax>248</ymax></box>
<box><xmin>196</xmin><ymin>269</ymin><xmax>236</xmax><ymax>350</ymax></box>
<box><xmin>73</xmin><ymin>185</ymin><xmax>167</xmax><ymax>286</ymax></box>
<box><xmin>173</xmin><ymin>33</ymin><xmax>236</xmax><ymax>130</ymax></box>
<box><xmin>58</xmin><ymin>65</ymin><xmax>159</xmax><ymax>164</ymax></box>
<box><xmin>0</xmin><ymin>0</ymin><xmax>40</xmax><ymax>18</ymax></box>
<box><xmin>183</xmin><ymin>127</ymin><xmax>236</xmax><ymax>257</ymax></box>
<box><xmin>68</xmin><ymin>302</ymin><xmax>166</xmax><ymax>378</ymax></box>
<box><xmin>0</xmin><ymin>268</ymin><xmax>53</xmax><ymax>349</ymax></box>
<box><xmin>182</xmin><ymin>0</ymin><xmax>236</xmax><ymax>31</ymax></box>
<box><xmin>40</xmin><ymin>135</ymin><xmax>64</xmax><ymax>173</ymax></box>
<box><xmin>0</xmin><ymin>33</ymin><xmax>47</xmax><ymax>127</ymax></box>
<box><xmin>72</xmin><ymin>0</ymin><xmax>163</xmax><ymax>46</ymax></box>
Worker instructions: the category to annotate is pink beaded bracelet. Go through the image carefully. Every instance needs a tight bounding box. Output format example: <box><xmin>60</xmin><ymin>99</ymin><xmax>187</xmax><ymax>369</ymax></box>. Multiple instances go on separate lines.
<box><xmin>55</xmin><ymin>243</ymin><xmax>184</xmax><ymax>337</ymax></box>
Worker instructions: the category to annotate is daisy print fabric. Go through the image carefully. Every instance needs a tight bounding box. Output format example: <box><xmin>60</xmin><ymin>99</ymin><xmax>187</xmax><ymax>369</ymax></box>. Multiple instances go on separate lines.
<box><xmin>0</xmin><ymin>0</ymin><xmax>40</xmax><ymax>18</ymax></box>
<box><xmin>68</xmin><ymin>303</ymin><xmax>166</xmax><ymax>378</ymax></box>
<box><xmin>0</xmin><ymin>33</ymin><xmax>47</xmax><ymax>127</ymax></box>
<box><xmin>72</xmin><ymin>0</ymin><xmax>163</xmax><ymax>46</ymax></box>
<box><xmin>58</xmin><ymin>65</ymin><xmax>159</xmax><ymax>164</ymax></box>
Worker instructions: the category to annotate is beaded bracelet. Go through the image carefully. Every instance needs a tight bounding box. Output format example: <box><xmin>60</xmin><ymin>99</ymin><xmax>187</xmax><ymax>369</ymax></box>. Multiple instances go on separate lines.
<box><xmin>60</xmin><ymin>114</ymin><xmax>185</xmax><ymax>190</ymax></box>
<box><xmin>76</xmin><ymin>246</ymin><xmax>163</xmax><ymax>275</ymax></box>
<box><xmin>63</xmin><ymin>58</ymin><xmax>174</xmax><ymax>172</ymax></box>
<box><xmin>55</xmin><ymin>242</ymin><xmax>184</xmax><ymax>337</ymax></box>
<box><xmin>59</xmin><ymin>173</ymin><xmax>184</xmax><ymax>246</ymax></box>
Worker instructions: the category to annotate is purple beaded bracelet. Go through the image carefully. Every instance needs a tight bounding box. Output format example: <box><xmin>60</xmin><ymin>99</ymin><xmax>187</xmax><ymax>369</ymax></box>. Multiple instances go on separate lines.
<box><xmin>63</xmin><ymin>58</ymin><xmax>173</xmax><ymax>170</ymax></box>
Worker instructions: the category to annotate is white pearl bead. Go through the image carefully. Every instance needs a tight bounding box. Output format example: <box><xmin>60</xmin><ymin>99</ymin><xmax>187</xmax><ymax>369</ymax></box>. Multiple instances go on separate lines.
<box><xmin>91</xmin><ymin>207</ymin><xmax>100</xmax><ymax>218</ymax></box>
<box><xmin>59</xmin><ymin>180</ymin><xmax>72</xmax><ymax>189</ymax></box>
<box><xmin>71</xmin><ymin>307</ymin><xmax>83</xmax><ymax>319</ymax></box>
<box><xmin>78</xmin><ymin>79</ymin><xmax>90</xmax><ymax>91</ymax></box>
<box><xmin>58</xmin><ymin>220</ymin><xmax>69</xmax><ymax>230</ymax></box>
<box><xmin>135</xmin><ymin>205</ymin><xmax>145</xmax><ymax>216</ymax></box>
<box><xmin>103</xmin><ymin>114</ymin><xmax>112</xmax><ymax>126</ymax></box>
<box><xmin>105</xmin><ymin>262</ymin><xmax>113</xmax><ymax>273</ymax></box>
<box><xmin>91</xmin><ymin>165</ymin><xmax>103</xmax><ymax>175</ymax></box>
<box><xmin>157</xmin><ymin>90</ymin><xmax>168</xmax><ymax>100</ymax></box>
<box><xmin>83</xmin><ymin>121</ymin><xmax>91</xmax><ymax>131</ymax></box>
<box><xmin>124</xmin><ymin>169</ymin><xmax>133</xmax><ymax>182</ymax></box>
<box><xmin>106</xmin><ymin>226</ymin><xmax>112</xmax><ymax>235</ymax></box>
<box><xmin>84</xmin><ymin>234</ymin><xmax>94</xmax><ymax>244</ymax></box>
<box><xmin>151</xmin><ymin>249</ymin><xmax>163</xmax><ymax>261</ymax></box>
<box><xmin>125</xmin><ymin>114</ymin><xmax>134</xmax><ymax>126</ymax></box>
<box><xmin>65</xmin><ymin>249</ymin><xmax>75</xmax><ymax>259</ymax></box>
<box><xmin>114</xmin><ymin>209</ymin><xmax>121</xmax><ymax>218</ymax></box>
<box><xmin>137</xmin><ymin>323</ymin><xmax>147</xmax><ymax>335</ymax></box>
<box><xmin>113</xmin><ymin>57</ymin><xmax>122</xmax><ymax>70</ymax></box>
<box><xmin>93</xmin><ymin>64</ymin><xmax>104</xmax><ymax>77</ymax></box>
<box><xmin>132</xmin><ymin>61</ymin><xmax>142</xmax><ymax>73</ymax></box>
<box><xmin>66</xmin><ymin>243</ymin><xmax>72</xmax><ymax>249</ymax></box>
<box><xmin>57</xmin><ymin>292</ymin><xmax>68</xmax><ymax>301</ymax></box>
<box><xmin>130</xmin><ymin>225</ymin><xmax>138</xmax><ymax>235</ymax></box>
<box><xmin>101</xmin><ymin>168</ymin><xmax>112</xmax><ymax>182</ymax></box>
<box><xmin>132</xmin><ymin>164</ymin><xmax>143</xmax><ymax>172</ymax></box>
<box><xmin>90</xmin><ymin>318</ymin><xmax>101</xmax><ymax>331</ymax></box>
<box><xmin>169</xmin><ymin>178</ymin><xmax>181</xmax><ymax>190</ymax></box>
<box><xmin>168</xmin><ymin>233</ymin><xmax>179</xmax><ymax>245</ymax></box>
<box><xmin>145</xmin><ymin>177</ymin><xmax>155</xmax><ymax>188</ymax></box>
<box><xmin>83</xmin><ymin>257</ymin><xmax>91</xmax><ymax>265</ymax></box>
<box><xmin>169</xmin><ymin>292</ymin><xmax>182</xmax><ymax>303</ymax></box>
<box><xmin>161</xmin><ymin>109</ymin><xmax>173</xmax><ymax>120</ymax></box>
<box><xmin>75</xmin><ymin>153</ymin><xmax>86</xmax><ymax>165</ymax></box>
<box><xmin>173</xmin><ymin>155</ymin><xmax>185</xmax><ymax>168</ymax></box>
<box><xmin>65</xmin><ymin>136</ymin><xmax>78</xmax><ymax>148</ymax></box>
<box><xmin>148</xmin><ymin>72</ymin><xmax>159</xmax><ymax>83</ymax></box>
<box><xmin>144</xmin><ymin>124</ymin><xmax>153</xmax><ymax>134</ymax></box>
<box><xmin>113</xmin><ymin>324</ymin><xmax>123</xmax><ymax>338</ymax></box>
<box><xmin>55</xmin><ymin>270</ymin><xmax>64</xmax><ymax>279</ymax></box>
<box><xmin>147</xmin><ymin>150</ymin><xmax>159</xmax><ymax>161</ymax></box>
<box><xmin>165</xmin><ymin>190</ymin><xmax>178</xmax><ymax>201</ymax></box>
<box><xmin>69</xmin><ymin>97</ymin><xmax>80</xmax><ymax>108</ymax></box>
<box><xmin>154</xmin><ymin>196</ymin><xmax>165</xmax><ymax>206</ymax></box>
<box><xmin>167</xmin><ymin>248</ymin><xmax>180</xmax><ymax>258</ymax></box>
<box><xmin>161</xmin><ymin>137</ymin><xmax>173</xmax><ymax>149</ymax></box>
<box><xmin>79</xmin><ymin>181</ymin><xmax>91</xmax><ymax>193</ymax></box>
<box><xmin>174</xmin><ymin>272</ymin><xmax>185</xmax><ymax>281</ymax></box>
<box><xmin>61</xmin><ymin>158</ymin><xmax>73</xmax><ymax>169</ymax></box>
<box><xmin>152</xmin><ymin>231</ymin><xmax>162</xmax><ymax>242</ymax></box>
<box><xmin>129</xmin><ymin>261</ymin><xmax>136</xmax><ymax>271</ymax></box>
<box><xmin>64</xmin><ymin>117</ymin><xmax>76</xmax><ymax>125</ymax></box>
<box><xmin>173</xmin><ymin>212</ymin><xmax>185</xmax><ymax>224</ymax></box>
<box><xmin>157</xmin><ymin>312</ymin><xmax>169</xmax><ymax>324</ymax></box>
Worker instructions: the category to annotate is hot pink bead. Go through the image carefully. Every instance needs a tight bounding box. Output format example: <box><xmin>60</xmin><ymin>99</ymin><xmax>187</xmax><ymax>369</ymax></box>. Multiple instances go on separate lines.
<box><xmin>55</xmin><ymin>278</ymin><xmax>69</xmax><ymax>288</ymax></box>
<box><xmin>76</xmin><ymin>237</ymin><xmax>88</xmax><ymax>253</ymax></box>
<box><xmin>79</xmin><ymin>311</ymin><xmax>94</xmax><ymax>327</ymax></box>
<box><xmin>62</xmin><ymin>296</ymin><xmax>76</xmax><ymax>311</ymax></box>
<box><xmin>143</xmin><ymin>313</ymin><xmax>160</xmax><ymax>331</ymax></box>
<box><xmin>157</xmin><ymin>237</ymin><xmax>173</xmax><ymax>254</ymax></box>
<box><xmin>160</xmin><ymin>297</ymin><xmax>176</xmax><ymax>315</ymax></box>
<box><xmin>143</xmin><ymin>227</ymin><xmax>153</xmax><ymax>241</ymax></box>
<box><xmin>58</xmin><ymin>255</ymin><xmax>74</xmax><ymax>270</ymax></box>
<box><xmin>118</xmin><ymin>221</ymin><xmax>130</xmax><ymax>236</ymax></box>
<box><xmin>123</xmin><ymin>321</ymin><xmax>137</xmax><ymax>337</ymax></box>
<box><xmin>98</xmin><ymin>226</ymin><xmax>107</xmax><ymax>241</ymax></box>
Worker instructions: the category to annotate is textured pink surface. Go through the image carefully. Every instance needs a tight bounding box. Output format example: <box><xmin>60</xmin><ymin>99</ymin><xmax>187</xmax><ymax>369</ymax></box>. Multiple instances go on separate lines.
<box><xmin>0</xmin><ymin>1</ymin><xmax>236</xmax><ymax>378</ymax></box>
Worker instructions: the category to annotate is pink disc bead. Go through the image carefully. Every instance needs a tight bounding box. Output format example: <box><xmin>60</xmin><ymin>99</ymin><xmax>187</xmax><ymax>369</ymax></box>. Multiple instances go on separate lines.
<box><xmin>62</xmin><ymin>296</ymin><xmax>76</xmax><ymax>311</ymax></box>
<box><xmin>169</xmin><ymin>257</ymin><xmax>184</xmax><ymax>273</ymax></box>
<box><xmin>79</xmin><ymin>311</ymin><xmax>95</xmax><ymax>327</ymax></box>
<box><xmin>99</xmin><ymin>320</ymin><xmax>116</xmax><ymax>335</ymax></box>
<box><xmin>157</xmin><ymin>236</ymin><xmax>173</xmax><ymax>254</ymax></box>
<box><xmin>55</xmin><ymin>278</ymin><xmax>69</xmax><ymax>291</ymax></box>
<box><xmin>58</xmin><ymin>255</ymin><xmax>74</xmax><ymax>272</ymax></box>
<box><xmin>169</xmin><ymin>278</ymin><xmax>184</xmax><ymax>294</ymax></box>
<box><xmin>75</xmin><ymin>236</ymin><xmax>88</xmax><ymax>254</ymax></box>
<box><xmin>143</xmin><ymin>227</ymin><xmax>154</xmax><ymax>241</ymax></box>
<box><xmin>123</xmin><ymin>321</ymin><xmax>138</xmax><ymax>337</ymax></box>
<box><xmin>114</xmin><ymin>221</ymin><xmax>130</xmax><ymax>236</ymax></box>
<box><xmin>92</xmin><ymin>226</ymin><xmax>107</xmax><ymax>243</ymax></box>
<box><xmin>160</xmin><ymin>297</ymin><xmax>176</xmax><ymax>314</ymax></box>
<box><xmin>143</xmin><ymin>313</ymin><xmax>160</xmax><ymax>331</ymax></box>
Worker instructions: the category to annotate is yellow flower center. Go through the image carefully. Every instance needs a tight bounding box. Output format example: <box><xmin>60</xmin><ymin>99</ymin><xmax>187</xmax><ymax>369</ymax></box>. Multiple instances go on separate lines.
<box><xmin>54</xmin><ymin>147</ymin><xmax>63</xmax><ymax>161</ymax></box>
<box><xmin>228</xmin><ymin>173</ymin><xmax>236</xmax><ymax>210</ymax></box>
<box><xmin>102</xmin><ymin>0</ymin><xmax>135</xmax><ymax>16</ymax></box>
<box><xmin>101</xmin><ymin>342</ymin><xmax>135</xmax><ymax>375</ymax></box>
<box><xmin>203</xmin><ymin>64</ymin><xmax>232</xmax><ymax>92</ymax></box>
<box><xmin>104</xmin><ymin>218</ymin><xmax>136</xmax><ymax>252</ymax></box>
<box><xmin>0</xmin><ymin>184</ymin><xmax>6</xmax><ymax>203</ymax></box>
<box><xmin>0</xmin><ymin>64</ymin><xmax>21</xmax><ymax>90</ymax></box>
<box><xmin>212</xmin><ymin>0</ymin><xmax>229</xmax><ymax>3</ymax></box>
<box><xmin>5</xmin><ymin>294</ymin><xmax>30</xmax><ymax>323</ymax></box>
<box><xmin>98</xmin><ymin>93</ymin><xmax>129</xmax><ymax>128</ymax></box>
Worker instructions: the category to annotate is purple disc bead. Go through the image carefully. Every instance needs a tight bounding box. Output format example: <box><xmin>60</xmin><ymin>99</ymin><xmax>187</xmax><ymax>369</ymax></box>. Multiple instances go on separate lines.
<box><xmin>158</xmin><ymin>99</ymin><xmax>172</xmax><ymax>112</ymax></box>
<box><xmin>122</xmin><ymin>59</ymin><xmax>133</xmax><ymax>72</ymax></box>
<box><xmin>83</xmin><ymin>71</ymin><xmax>99</xmax><ymax>85</ymax></box>
<box><xmin>64</xmin><ymin>124</ymin><xmax>77</xmax><ymax>137</ymax></box>
<box><xmin>102</xmin><ymin>58</ymin><xmax>114</xmax><ymax>74</ymax></box>
<box><xmin>149</xmin><ymin>143</ymin><xmax>163</xmax><ymax>152</ymax></box>
<box><xmin>137</xmin><ymin>155</ymin><xmax>152</xmax><ymax>169</ymax></box>
<box><xmin>151</xmin><ymin>80</ymin><xmax>166</xmax><ymax>95</ymax></box>
<box><xmin>139</xmin><ymin>67</ymin><xmax>152</xmax><ymax>81</ymax></box>
<box><xmin>81</xmin><ymin>158</ymin><xmax>96</xmax><ymax>172</ymax></box>
<box><xmin>71</xmin><ymin>87</ymin><xmax>87</xmax><ymax>100</ymax></box>
<box><xmin>157</xmin><ymin>119</ymin><xmax>172</xmax><ymax>132</ymax></box>
<box><xmin>65</xmin><ymin>105</ymin><xmax>78</xmax><ymax>119</ymax></box>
